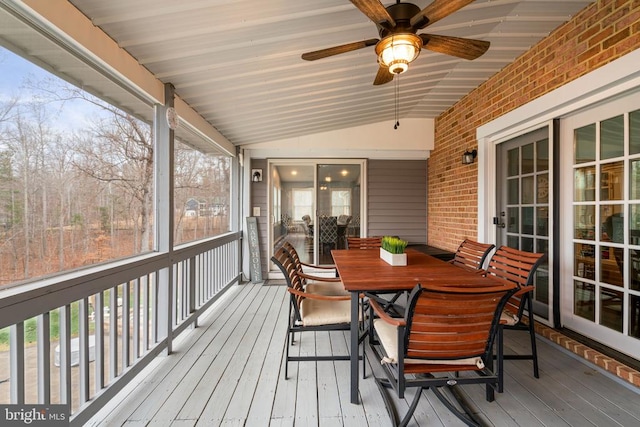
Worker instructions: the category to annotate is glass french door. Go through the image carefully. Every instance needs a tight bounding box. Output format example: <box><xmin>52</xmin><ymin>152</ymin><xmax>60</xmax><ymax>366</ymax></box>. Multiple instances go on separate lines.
<box><xmin>561</xmin><ymin>91</ymin><xmax>640</xmax><ymax>357</ymax></box>
<box><xmin>496</xmin><ymin>127</ymin><xmax>552</xmax><ymax>322</ymax></box>
<box><xmin>269</xmin><ymin>160</ymin><xmax>364</xmax><ymax>266</ymax></box>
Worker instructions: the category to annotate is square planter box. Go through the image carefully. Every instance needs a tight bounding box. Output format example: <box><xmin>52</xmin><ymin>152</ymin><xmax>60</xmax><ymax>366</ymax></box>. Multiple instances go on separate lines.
<box><xmin>380</xmin><ymin>248</ymin><xmax>407</xmax><ymax>266</ymax></box>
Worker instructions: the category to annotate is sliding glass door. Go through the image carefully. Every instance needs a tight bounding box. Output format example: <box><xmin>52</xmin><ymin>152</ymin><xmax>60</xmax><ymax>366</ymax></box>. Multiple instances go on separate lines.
<box><xmin>317</xmin><ymin>163</ymin><xmax>362</xmax><ymax>264</ymax></box>
<box><xmin>269</xmin><ymin>160</ymin><xmax>364</xmax><ymax>266</ymax></box>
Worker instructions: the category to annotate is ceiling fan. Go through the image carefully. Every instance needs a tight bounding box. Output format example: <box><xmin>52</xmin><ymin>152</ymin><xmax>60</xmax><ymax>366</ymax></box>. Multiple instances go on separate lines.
<box><xmin>301</xmin><ymin>0</ymin><xmax>490</xmax><ymax>85</ymax></box>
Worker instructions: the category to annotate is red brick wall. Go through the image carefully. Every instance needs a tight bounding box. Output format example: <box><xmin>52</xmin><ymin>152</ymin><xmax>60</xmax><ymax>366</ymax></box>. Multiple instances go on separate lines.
<box><xmin>428</xmin><ymin>0</ymin><xmax>640</xmax><ymax>251</ymax></box>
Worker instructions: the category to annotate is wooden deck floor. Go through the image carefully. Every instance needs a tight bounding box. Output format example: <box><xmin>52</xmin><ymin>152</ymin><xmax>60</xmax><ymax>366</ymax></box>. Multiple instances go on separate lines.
<box><xmin>87</xmin><ymin>282</ymin><xmax>640</xmax><ymax>427</ymax></box>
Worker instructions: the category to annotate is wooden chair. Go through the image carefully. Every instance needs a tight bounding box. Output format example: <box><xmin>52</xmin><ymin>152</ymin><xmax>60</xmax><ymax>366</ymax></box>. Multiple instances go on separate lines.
<box><xmin>271</xmin><ymin>247</ymin><xmax>357</xmax><ymax>378</ymax></box>
<box><xmin>482</xmin><ymin>246</ymin><xmax>546</xmax><ymax>392</ymax></box>
<box><xmin>369</xmin><ymin>283</ymin><xmax>516</xmax><ymax>427</ymax></box>
<box><xmin>450</xmin><ymin>239</ymin><xmax>495</xmax><ymax>271</ymax></box>
<box><xmin>346</xmin><ymin>236</ymin><xmax>382</xmax><ymax>249</ymax></box>
<box><xmin>282</xmin><ymin>241</ymin><xmax>347</xmax><ymax>296</ymax></box>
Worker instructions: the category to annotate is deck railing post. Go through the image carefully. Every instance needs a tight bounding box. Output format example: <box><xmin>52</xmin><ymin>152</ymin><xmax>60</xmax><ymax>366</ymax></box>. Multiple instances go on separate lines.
<box><xmin>94</xmin><ymin>292</ymin><xmax>105</xmax><ymax>392</ymax></box>
<box><xmin>189</xmin><ymin>256</ymin><xmax>197</xmax><ymax>327</ymax></box>
<box><xmin>9</xmin><ymin>323</ymin><xmax>25</xmax><ymax>404</ymax></box>
<box><xmin>109</xmin><ymin>286</ymin><xmax>118</xmax><ymax>381</ymax></box>
<box><xmin>79</xmin><ymin>298</ymin><xmax>90</xmax><ymax>404</ymax></box>
<box><xmin>59</xmin><ymin>305</ymin><xmax>71</xmax><ymax>406</ymax></box>
<box><xmin>37</xmin><ymin>313</ymin><xmax>51</xmax><ymax>404</ymax></box>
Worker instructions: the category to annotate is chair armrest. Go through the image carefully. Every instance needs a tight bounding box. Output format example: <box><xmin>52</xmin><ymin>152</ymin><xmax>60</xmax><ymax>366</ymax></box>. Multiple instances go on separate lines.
<box><xmin>300</xmin><ymin>261</ymin><xmax>335</xmax><ymax>270</ymax></box>
<box><xmin>298</xmin><ymin>272</ymin><xmax>341</xmax><ymax>282</ymax></box>
<box><xmin>370</xmin><ymin>299</ymin><xmax>405</xmax><ymax>326</ymax></box>
<box><xmin>287</xmin><ymin>287</ymin><xmax>350</xmax><ymax>301</ymax></box>
<box><xmin>513</xmin><ymin>284</ymin><xmax>534</xmax><ymax>297</ymax></box>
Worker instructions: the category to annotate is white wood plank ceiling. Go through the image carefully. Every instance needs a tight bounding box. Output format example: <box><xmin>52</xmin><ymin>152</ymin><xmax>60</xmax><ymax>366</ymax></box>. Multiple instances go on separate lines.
<box><xmin>61</xmin><ymin>1</ymin><xmax>593</xmax><ymax>146</ymax></box>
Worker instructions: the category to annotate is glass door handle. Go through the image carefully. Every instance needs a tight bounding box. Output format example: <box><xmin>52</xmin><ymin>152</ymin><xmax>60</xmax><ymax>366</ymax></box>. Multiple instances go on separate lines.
<box><xmin>493</xmin><ymin>217</ymin><xmax>506</xmax><ymax>228</ymax></box>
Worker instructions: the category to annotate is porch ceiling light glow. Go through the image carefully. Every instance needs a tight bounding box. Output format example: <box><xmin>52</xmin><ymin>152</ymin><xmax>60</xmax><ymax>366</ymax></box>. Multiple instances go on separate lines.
<box><xmin>375</xmin><ymin>33</ymin><xmax>423</xmax><ymax>75</ymax></box>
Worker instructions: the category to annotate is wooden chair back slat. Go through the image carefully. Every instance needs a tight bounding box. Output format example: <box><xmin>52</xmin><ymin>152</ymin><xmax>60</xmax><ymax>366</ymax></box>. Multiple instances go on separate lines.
<box><xmin>272</xmin><ymin>247</ymin><xmax>305</xmax><ymax>309</ymax></box>
<box><xmin>403</xmin><ymin>285</ymin><xmax>512</xmax><ymax>361</ymax></box>
<box><xmin>485</xmin><ymin>246</ymin><xmax>545</xmax><ymax>288</ymax></box>
<box><xmin>450</xmin><ymin>239</ymin><xmax>495</xmax><ymax>270</ymax></box>
<box><xmin>346</xmin><ymin>236</ymin><xmax>383</xmax><ymax>249</ymax></box>
<box><xmin>484</xmin><ymin>246</ymin><xmax>545</xmax><ymax>320</ymax></box>
<box><xmin>282</xmin><ymin>241</ymin><xmax>306</xmax><ymax>283</ymax></box>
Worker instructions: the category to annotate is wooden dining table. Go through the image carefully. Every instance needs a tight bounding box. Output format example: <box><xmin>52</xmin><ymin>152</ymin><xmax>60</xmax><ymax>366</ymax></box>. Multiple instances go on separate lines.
<box><xmin>331</xmin><ymin>247</ymin><xmax>515</xmax><ymax>404</ymax></box>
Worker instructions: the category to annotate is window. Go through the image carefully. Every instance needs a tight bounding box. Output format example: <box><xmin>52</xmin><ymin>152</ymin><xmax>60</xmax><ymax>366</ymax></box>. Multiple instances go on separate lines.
<box><xmin>331</xmin><ymin>189</ymin><xmax>351</xmax><ymax>216</ymax></box>
<box><xmin>292</xmin><ymin>188</ymin><xmax>313</xmax><ymax>220</ymax></box>
<box><xmin>173</xmin><ymin>142</ymin><xmax>231</xmax><ymax>245</ymax></box>
<box><xmin>0</xmin><ymin>48</ymin><xmax>154</xmax><ymax>284</ymax></box>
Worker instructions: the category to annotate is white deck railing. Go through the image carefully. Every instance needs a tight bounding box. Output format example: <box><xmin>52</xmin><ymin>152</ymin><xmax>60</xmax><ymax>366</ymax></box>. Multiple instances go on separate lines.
<box><xmin>0</xmin><ymin>231</ymin><xmax>242</xmax><ymax>426</ymax></box>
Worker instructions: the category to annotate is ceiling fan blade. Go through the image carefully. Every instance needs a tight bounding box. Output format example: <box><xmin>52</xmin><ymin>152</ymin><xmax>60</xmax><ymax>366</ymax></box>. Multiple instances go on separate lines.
<box><xmin>349</xmin><ymin>0</ymin><xmax>395</xmax><ymax>30</ymax></box>
<box><xmin>301</xmin><ymin>38</ymin><xmax>379</xmax><ymax>61</ymax></box>
<box><xmin>373</xmin><ymin>65</ymin><xmax>393</xmax><ymax>86</ymax></box>
<box><xmin>411</xmin><ymin>0</ymin><xmax>475</xmax><ymax>30</ymax></box>
<box><xmin>420</xmin><ymin>34</ymin><xmax>489</xmax><ymax>60</ymax></box>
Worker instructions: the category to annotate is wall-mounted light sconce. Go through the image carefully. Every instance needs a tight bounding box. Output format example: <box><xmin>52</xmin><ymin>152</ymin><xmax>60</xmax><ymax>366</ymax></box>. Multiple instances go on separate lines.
<box><xmin>251</xmin><ymin>169</ymin><xmax>262</xmax><ymax>182</ymax></box>
<box><xmin>462</xmin><ymin>149</ymin><xmax>477</xmax><ymax>165</ymax></box>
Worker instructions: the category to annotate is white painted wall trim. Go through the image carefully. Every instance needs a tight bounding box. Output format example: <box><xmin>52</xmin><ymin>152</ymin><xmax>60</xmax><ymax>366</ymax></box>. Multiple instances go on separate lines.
<box><xmin>242</xmin><ymin>118</ymin><xmax>434</xmax><ymax>160</ymax></box>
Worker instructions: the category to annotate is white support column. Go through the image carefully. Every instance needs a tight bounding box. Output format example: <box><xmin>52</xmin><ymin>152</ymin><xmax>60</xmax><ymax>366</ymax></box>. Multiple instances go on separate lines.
<box><xmin>240</xmin><ymin>149</ymin><xmax>253</xmax><ymax>281</ymax></box>
<box><xmin>231</xmin><ymin>149</ymin><xmax>243</xmax><ymax>281</ymax></box>
<box><xmin>154</xmin><ymin>83</ymin><xmax>175</xmax><ymax>354</ymax></box>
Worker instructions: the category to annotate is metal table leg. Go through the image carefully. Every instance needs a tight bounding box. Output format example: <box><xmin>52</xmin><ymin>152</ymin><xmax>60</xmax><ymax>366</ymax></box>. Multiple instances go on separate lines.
<box><xmin>350</xmin><ymin>290</ymin><xmax>359</xmax><ymax>404</ymax></box>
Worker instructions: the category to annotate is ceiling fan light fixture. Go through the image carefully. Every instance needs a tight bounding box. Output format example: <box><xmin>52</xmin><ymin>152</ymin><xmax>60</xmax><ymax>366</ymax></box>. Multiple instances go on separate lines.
<box><xmin>376</xmin><ymin>34</ymin><xmax>423</xmax><ymax>75</ymax></box>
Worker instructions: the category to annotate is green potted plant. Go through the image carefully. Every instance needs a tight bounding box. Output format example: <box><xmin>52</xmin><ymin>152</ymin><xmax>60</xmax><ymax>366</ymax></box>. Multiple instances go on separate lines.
<box><xmin>380</xmin><ymin>236</ymin><xmax>408</xmax><ymax>266</ymax></box>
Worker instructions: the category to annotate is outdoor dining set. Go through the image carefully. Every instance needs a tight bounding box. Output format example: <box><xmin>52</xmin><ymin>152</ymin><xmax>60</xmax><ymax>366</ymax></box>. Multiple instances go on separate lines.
<box><xmin>271</xmin><ymin>237</ymin><xmax>545</xmax><ymax>427</ymax></box>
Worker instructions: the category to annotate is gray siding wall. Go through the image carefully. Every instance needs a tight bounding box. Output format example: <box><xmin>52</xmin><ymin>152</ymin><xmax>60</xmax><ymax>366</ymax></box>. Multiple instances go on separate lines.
<box><xmin>367</xmin><ymin>160</ymin><xmax>427</xmax><ymax>244</ymax></box>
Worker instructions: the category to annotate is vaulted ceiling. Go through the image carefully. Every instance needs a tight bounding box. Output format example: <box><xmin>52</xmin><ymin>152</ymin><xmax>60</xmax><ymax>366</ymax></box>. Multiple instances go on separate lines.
<box><xmin>28</xmin><ymin>1</ymin><xmax>597</xmax><ymax>146</ymax></box>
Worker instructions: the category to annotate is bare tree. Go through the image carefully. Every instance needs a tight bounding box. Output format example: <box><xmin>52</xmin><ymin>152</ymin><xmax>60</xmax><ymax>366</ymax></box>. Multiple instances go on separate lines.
<box><xmin>4</xmin><ymin>104</ymin><xmax>37</xmax><ymax>277</ymax></box>
<box><xmin>31</xmin><ymin>78</ymin><xmax>155</xmax><ymax>254</ymax></box>
<box><xmin>71</xmin><ymin>108</ymin><xmax>153</xmax><ymax>253</ymax></box>
<box><xmin>47</xmin><ymin>133</ymin><xmax>75</xmax><ymax>270</ymax></box>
